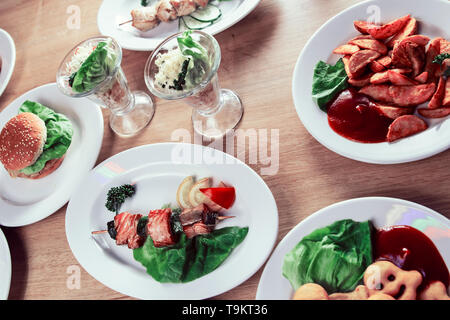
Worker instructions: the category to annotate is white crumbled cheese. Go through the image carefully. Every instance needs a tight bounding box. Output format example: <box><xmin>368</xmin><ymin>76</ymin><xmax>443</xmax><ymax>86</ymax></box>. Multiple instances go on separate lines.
<box><xmin>154</xmin><ymin>48</ymin><xmax>188</xmax><ymax>89</ymax></box>
<box><xmin>66</xmin><ymin>43</ymin><xmax>97</xmax><ymax>74</ymax></box>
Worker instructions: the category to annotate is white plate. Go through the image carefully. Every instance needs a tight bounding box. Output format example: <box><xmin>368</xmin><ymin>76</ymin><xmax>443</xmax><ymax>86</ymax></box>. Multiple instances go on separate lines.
<box><xmin>97</xmin><ymin>0</ymin><xmax>260</xmax><ymax>51</ymax></box>
<box><xmin>256</xmin><ymin>197</ymin><xmax>450</xmax><ymax>299</ymax></box>
<box><xmin>0</xmin><ymin>83</ymin><xmax>104</xmax><ymax>227</ymax></box>
<box><xmin>292</xmin><ymin>0</ymin><xmax>450</xmax><ymax>164</ymax></box>
<box><xmin>0</xmin><ymin>228</ymin><xmax>11</xmax><ymax>300</ymax></box>
<box><xmin>66</xmin><ymin>142</ymin><xmax>278</xmax><ymax>300</ymax></box>
<box><xmin>0</xmin><ymin>29</ymin><xmax>16</xmax><ymax>96</ymax></box>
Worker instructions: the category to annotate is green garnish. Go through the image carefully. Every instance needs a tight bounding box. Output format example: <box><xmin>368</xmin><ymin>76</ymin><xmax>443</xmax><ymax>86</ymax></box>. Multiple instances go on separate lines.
<box><xmin>71</xmin><ymin>40</ymin><xmax>117</xmax><ymax>93</ymax></box>
<box><xmin>312</xmin><ymin>59</ymin><xmax>348</xmax><ymax>111</ymax></box>
<box><xmin>433</xmin><ymin>53</ymin><xmax>450</xmax><ymax>65</ymax></box>
<box><xmin>177</xmin><ymin>31</ymin><xmax>210</xmax><ymax>89</ymax></box>
<box><xmin>105</xmin><ymin>184</ymin><xmax>136</xmax><ymax>214</ymax></box>
<box><xmin>169</xmin><ymin>58</ymin><xmax>190</xmax><ymax>90</ymax></box>
<box><xmin>133</xmin><ymin>226</ymin><xmax>249</xmax><ymax>283</ymax></box>
<box><xmin>141</xmin><ymin>0</ymin><xmax>150</xmax><ymax>6</ymax></box>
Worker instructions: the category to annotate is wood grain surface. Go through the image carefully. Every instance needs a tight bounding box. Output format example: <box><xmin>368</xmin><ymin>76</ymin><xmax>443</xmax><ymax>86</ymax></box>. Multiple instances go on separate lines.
<box><xmin>0</xmin><ymin>0</ymin><xmax>449</xmax><ymax>300</ymax></box>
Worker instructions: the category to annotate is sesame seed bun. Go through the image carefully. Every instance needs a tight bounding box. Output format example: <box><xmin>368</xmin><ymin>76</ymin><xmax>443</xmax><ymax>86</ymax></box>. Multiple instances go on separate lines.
<box><xmin>0</xmin><ymin>112</ymin><xmax>47</xmax><ymax>172</ymax></box>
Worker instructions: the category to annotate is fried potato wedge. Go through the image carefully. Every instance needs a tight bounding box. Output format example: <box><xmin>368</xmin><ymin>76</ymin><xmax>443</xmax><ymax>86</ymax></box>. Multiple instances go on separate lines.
<box><xmin>443</xmin><ymin>78</ymin><xmax>450</xmax><ymax>107</ymax></box>
<box><xmin>424</xmin><ymin>37</ymin><xmax>442</xmax><ymax>80</ymax></box>
<box><xmin>386</xmin><ymin>17</ymin><xmax>418</xmax><ymax>48</ymax></box>
<box><xmin>428</xmin><ymin>77</ymin><xmax>446</xmax><ymax>109</ymax></box>
<box><xmin>349</xmin><ymin>39</ymin><xmax>388</xmax><ymax>55</ymax></box>
<box><xmin>348</xmin><ymin>73</ymin><xmax>373</xmax><ymax>87</ymax></box>
<box><xmin>359</xmin><ymin>84</ymin><xmax>393</xmax><ymax>102</ymax></box>
<box><xmin>370</xmin><ymin>60</ymin><xmax>386</xmax><ymax>73</ymax></box>
<box><xmin>354</xmin><ymin>20</ymin><xmax>371</xmax><ymax>34</ymax></box>
<box><xmin>388</xmin><ymin>70</ymin><xmax>418</xmax><ymax>86</ymax></box>
<box><xmin>414</xmin><ymin>71</ymin><xmax>428</xmax><ymax>84</ymax></box>
<box><xmin>387</xmin><ymin>115</ymin><xmax>428</xmax><ymax>142</ymax></box>
<box><xmin>370</xmin><ymin>68</ymin><xmax>411</xmax><ymax>84</ymax></box>
<box><xmin>375</xmin><ymin>104</ymin><xmax>414</xmax><ymax>119</ymax></box>
<box><xmin>418</xmin><ymin>107</ymin><xmax>450</xmax><ymax>118</ymax></box>
<box><xmin>376</xmin><ymin>55</ymin><xmax>392</xmax><ymax>68</ymax></box>
<box><xmin>333</xmin><ymin>44</ymin><xmax>360</xmax><ymax>55</ymax></box>
<box><xmin>348</xmin><ymin>50</ymin><xmax>381</xmax><ymax>75</ymax></box>
<box><xmin>342</xmin><ymin>55</ymin><xmax>361</xmax><ymax>78</ymax></box>
<box><xmin>367</xmin><ymin>15</ymin><xmax>411</xmax><ymax>40</ymax></box>
<box><xmin>389</xmin><ymin>83</ymin><xmax>436</xmax><ymax>107</ymax></box>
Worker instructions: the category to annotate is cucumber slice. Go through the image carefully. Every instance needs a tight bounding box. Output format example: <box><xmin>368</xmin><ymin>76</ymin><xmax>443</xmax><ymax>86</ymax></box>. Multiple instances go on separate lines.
<box><xmin>189</xmin><ymin>4</ymin><xmax>222</xmax><ymax>22</ymax></box>
<box><xmin>182</xmin><ymin>16</ymin><xmax>213</xmax><ymax>30</ymax></box>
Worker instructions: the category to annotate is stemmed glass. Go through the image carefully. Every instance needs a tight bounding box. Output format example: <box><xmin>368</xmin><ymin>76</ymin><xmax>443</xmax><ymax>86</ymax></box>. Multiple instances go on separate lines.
<box><xmin>57</xmin><ymin>36</ymin><xmax>155</xmax><ymax>137</ymax></box>
<box><xmin>144</xmin><ymin>31</ymin><xmax>243</xmax><ymax>138</ymax></box>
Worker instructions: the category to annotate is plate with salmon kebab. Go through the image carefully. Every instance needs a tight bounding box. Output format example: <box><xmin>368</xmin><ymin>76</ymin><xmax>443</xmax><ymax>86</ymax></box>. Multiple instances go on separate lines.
<box><xmin>97</xmin><ymin>0</ymin><xmax>260</xmax><ymax>51</ymax></box>
<box><xmin>292</xmin><ymin>0</ymin><xmax>450</xmax><ymax>164</ymax></box>
<box><xmin>65</xmin><ymin>143</ymin><xmax>278</xmax><ymax>299</ymax></box>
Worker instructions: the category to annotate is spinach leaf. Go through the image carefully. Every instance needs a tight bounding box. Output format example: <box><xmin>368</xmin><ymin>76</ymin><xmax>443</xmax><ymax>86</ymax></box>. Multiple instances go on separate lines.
<box><xmin>312</xmin><ymin>59</ymin><xmax>348</xmax><ymax>111</ymax></box>
<box><xmin>18</xmin><ymin>100</ymin><xmax>73</xmax><ymax>175</ymax></box>
<box><xmin>282</xmin><ymin>219</ymin><xmax>373</xmax><ymax>294</ymax></box>
<box><xmin>71</xmin><ymin>40</ymin><xmax>117</xmax><ymax>93</ymax></box>
<box><xmin>133</xmin><ymin>226</ymin><xmax>248</xmax><ymax>283</ymax></box>
<box><xmin>183</xmin><ymin>227</ymin><xmax>248</xmax><ymax>282</ymax></box>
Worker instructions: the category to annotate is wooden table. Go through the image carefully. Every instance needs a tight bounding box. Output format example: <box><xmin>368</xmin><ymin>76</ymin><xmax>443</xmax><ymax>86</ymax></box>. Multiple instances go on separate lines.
<box><xmin>0</xmin><ymin>0</ymin><xmax>448</xmax><ymax>300</ymax></box>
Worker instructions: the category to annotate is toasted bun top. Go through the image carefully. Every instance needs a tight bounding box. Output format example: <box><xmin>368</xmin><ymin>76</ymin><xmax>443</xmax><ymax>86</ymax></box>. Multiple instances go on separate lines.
<box><xmin>0</xmin><ymin>112</ymin><xmax>47</xmax><ymax>171</ymax></box>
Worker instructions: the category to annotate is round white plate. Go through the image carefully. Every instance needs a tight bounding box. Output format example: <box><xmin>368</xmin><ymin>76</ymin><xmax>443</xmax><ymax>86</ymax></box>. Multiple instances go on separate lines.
<box><xmin>292</xmin><ymin>0</ymin><xmax>450</xmax><ymax>164</ymax></box>
<box><xmin>256</xmin><ymin>197</ymin><xmax>450</xmax><ymax>299</ymax></box>
<box><xmin>97</xmin><ymin>0</ymin><xmax>260</xmax><ymax>51</ymax></box>
<box><xmin>0</xmin><ymin>83</ymin><xmax>104</xmax><ymax>227</ymax></box>
<box><xmin>0</xmin><ymin>29</ymin><xmax>16</xmax><ymax>97</ymax></box>
<box><xmin>66</xmin><ymin>142</ymin><xmax>278</xmax><ymax>300</ymax></box>
<box><xmin>0</xmin><ymin>228</ymin><xmax>11</xmax><ymax>300</ymax></box>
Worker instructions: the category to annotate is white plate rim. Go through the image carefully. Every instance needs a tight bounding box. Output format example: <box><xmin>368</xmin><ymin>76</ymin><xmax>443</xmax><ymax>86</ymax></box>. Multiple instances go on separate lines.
<box><xmin>255</xmin><ymin>196</ymin><xmax>450</xmax><ymax>299</ymax></box>
<box><xmin>0</xmin><ymin>28</ymin><xmax>16</xmax><ymax>97</ymax></box>
<box><xmin>0</xmin><ymin>83</ymin><xmax>104</xmax><ymax>227</ymax></box>
<box><xmin>292</xmin><ymin>0</ymin><xmax>450</xmax><ymax>164</ymax></box>
<box><xmin>97</xmin><ymin>0</ymin><xmax>261</xmax><ymax>51</ymax></box>
<box><xmin>0</xmin><ymin>227</ymin><xmax>11</xmax><ymax>300</ymax></box>
<box><xmin>66</xmin><ymin>142</ymin><xmax>279</xmax><ymax>300</ymax></box>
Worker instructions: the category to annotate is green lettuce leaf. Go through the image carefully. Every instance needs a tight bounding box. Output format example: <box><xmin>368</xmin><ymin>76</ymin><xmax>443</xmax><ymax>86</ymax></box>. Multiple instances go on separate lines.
<box><xmin>312</xmin><ymin>59</ymin><xmax>348</xmax><ymax>111</ymax></box>
<box><xmin>282</xmin><ymin>219</ymin><xmax>373</xmax><ymax>294</ymax></box>
<box><xmin>177</xmin><ymin>31</ymin><xmax>210</xmax><ymax>89</ymax></box>
<box><xmin>71</xmin><ymin>40</ymin><xmax>117</xmax><ymax>93</ymax></box>
<box><xmin>133</xmin><ymin>226</ymin><xmax>248</xmax><ymax>283</ymax></box>
<box><xmin>18</xmin><ymin>100</ymin><xmax>73</xmax><ymax>175</ymax></box>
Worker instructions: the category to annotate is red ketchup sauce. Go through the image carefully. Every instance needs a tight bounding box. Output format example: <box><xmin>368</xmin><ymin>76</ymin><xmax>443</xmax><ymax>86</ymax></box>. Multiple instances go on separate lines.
<box><xmin>374</xmin><ymin>225</ymin><xmax>449</xmax><ymax>293</ymax></box>
<box><xmin>326</xmin><ymin>88</ymin><xmax>393</xmax><ymax>143</ymax></box>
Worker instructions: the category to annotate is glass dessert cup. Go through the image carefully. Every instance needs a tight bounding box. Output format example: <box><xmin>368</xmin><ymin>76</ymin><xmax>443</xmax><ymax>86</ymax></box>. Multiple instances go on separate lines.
<box><xmin>144</xmin><ymin>31</ymin><xmax>243</xmax><ymax>139</ymax></box>
<box><xmin>56</xmin><ymin>36</ymin><xmax>155</xmax><ymax>137</ymax></box>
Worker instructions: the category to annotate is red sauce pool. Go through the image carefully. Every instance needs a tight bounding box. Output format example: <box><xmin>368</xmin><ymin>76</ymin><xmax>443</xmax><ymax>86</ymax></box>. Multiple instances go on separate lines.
<box><xmin>374</xmin><ymin>225</ymin><xmax>449</xmax><ymax>293</ymax></box>
<box><xmin>327</xmin><ymin>88</ymin><xmax>393</xmax><ymax>143</ymax></box>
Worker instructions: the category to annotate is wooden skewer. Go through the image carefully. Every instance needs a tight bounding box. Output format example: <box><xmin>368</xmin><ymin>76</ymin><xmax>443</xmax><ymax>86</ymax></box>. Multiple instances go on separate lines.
<box><xmin>119</xmin><ymin>19</ymin><xmax>133</xmax><ymax>26</ymax></box>
<box><xmin>217</xmin><ymin>216</ymin><xmax>235</xmax><ymax>221</ymax></box>
<box><xmin>91</xmin><ymin>230</ymin><xmax>107</xmax><ymax>235</ymax></box>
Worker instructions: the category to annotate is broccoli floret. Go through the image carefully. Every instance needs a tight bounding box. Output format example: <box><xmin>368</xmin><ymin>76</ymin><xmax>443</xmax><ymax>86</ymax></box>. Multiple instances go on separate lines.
<box><xmin>105</xmin><ymin>184</ymin><xmax>136</xmax><ymax>214</ymax></box>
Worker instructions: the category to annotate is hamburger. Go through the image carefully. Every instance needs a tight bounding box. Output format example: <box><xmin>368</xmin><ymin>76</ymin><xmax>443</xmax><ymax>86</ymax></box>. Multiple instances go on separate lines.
<box><xmin>0</xmin><ymin>100</ymin><xmax>73</xmax><ymax>179</ymax></box>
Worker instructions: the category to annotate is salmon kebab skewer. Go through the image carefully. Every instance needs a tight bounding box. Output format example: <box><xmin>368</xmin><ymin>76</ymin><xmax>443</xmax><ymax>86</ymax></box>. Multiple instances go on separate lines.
<box><xmin>92</xmin><ymin>204</ymin><xmax>234</xmax><ymax>249</ymax></box>
<box><xmin>123</xmin><ymin>0</ymin><xmax>211</xmax><ymax>32</ymax></box>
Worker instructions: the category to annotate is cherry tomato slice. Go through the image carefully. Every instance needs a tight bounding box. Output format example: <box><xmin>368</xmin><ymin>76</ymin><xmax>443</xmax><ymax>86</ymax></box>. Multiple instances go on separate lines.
<box><xmin>199</xmin><ymin>187</ymin><xmax>236</xmax><ymax>210</ymax></box>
